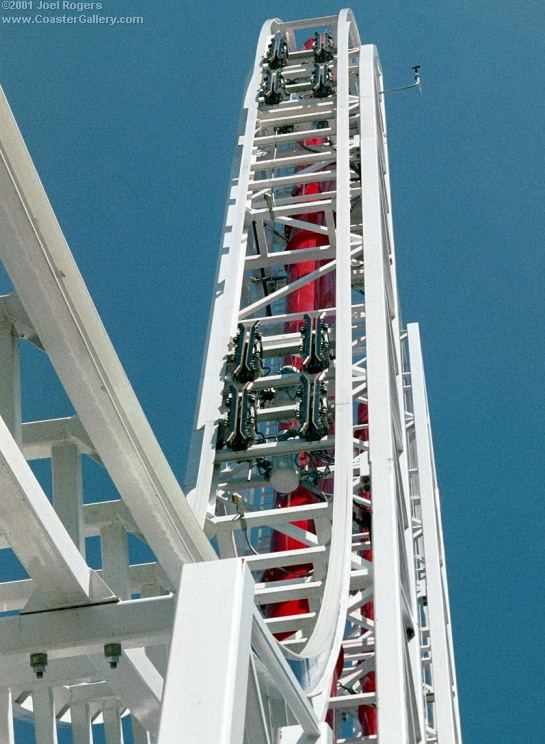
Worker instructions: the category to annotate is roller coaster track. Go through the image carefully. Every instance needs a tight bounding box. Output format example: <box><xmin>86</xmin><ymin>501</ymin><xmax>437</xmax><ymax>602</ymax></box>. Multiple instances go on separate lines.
<box><xmin>0</xmin><ymin>8</ymin><xmax>461</xmax><ymax>744</ymax></box>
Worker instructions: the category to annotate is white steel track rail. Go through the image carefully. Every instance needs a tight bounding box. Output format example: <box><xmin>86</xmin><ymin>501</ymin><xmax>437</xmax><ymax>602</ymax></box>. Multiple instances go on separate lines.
<box><xmin>406</xmin><ymin>325</ymin><xmax>462</xmax><ymax>744</ymax></box>
<box><xmin>360</xmin><ymin>45</ymin><xmax>421</xmax><ymax>744</ymax></box>
<box><xmin>0</xmin><ymin>8</ymin><xmax>461</xmax><ymax>744</ymax></box>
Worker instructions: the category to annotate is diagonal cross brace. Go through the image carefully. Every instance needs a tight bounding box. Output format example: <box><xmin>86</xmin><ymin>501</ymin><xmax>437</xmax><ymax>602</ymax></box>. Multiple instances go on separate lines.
<box><xmin>0</xmin><ymin>414</ymin><xmax>114</xmax><ymax>611</ymax></box>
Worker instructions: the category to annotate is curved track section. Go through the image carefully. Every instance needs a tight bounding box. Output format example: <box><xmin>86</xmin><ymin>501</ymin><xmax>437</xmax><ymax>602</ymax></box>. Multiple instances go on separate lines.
<box><xmin>184</xmin><ymin>8</ymin><xmax>394</xmax><ymax>733</ymax></box>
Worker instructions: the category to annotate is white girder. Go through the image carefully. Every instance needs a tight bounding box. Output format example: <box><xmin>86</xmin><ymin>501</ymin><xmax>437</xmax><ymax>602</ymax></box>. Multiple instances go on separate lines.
<box><xmin>0</xmin><ymin>596</ymin><xmax>173</xmax><ymax>662</ymax></box>
<box><xmin>406</xmin><ymin>325</ymin><xmax>462</xmax><ymax>743</ymax></box>
<box><xmin>360</xmin><ymin>44</ymin><xmax>422</xmax><ymax>743</ymax></box>
<box><xmin>0</xmin><ymin>84</ymin><xmax>214</xmax><ymax>582</ymax></box>
<box><xmin>157</xmin><ymin>560</ymin><xmax>254</xmax><ymax>744</ymax></box>
<box><xmin>0</xmin><ymin>414</ymin><xmax>114</xmax><ymax>612</ymax></box>
<box><xmin>0</xmin><ymin>8</ymin><xmax>461</xmax><ymax>744</ymax></box>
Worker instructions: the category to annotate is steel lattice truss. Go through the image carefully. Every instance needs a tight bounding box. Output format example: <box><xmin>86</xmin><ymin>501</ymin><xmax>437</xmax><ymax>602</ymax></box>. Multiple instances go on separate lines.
<box><xmin>0</xmin><ymin>9</ymin><xmax>461</xmax><ymax>744</ymax></box>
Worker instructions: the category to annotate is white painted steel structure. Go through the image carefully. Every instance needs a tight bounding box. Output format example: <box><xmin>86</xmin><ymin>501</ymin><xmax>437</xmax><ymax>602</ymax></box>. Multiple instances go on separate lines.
<box><xmin>0</xmin><ymin>9</ymin><xmax>461</xmax><ymax>744</ymax></box>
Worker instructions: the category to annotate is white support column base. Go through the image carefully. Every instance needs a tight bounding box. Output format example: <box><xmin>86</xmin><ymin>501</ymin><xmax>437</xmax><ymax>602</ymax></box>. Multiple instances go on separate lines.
<box><xmin>70</xmin><ymin>702</ymin><xmax>92</xmax><ymax>744</ymax></box>
<box><xmin>244</xmin><ymin>655</ymin><xmax>272</xmax><ymax>744</ymax></box>
<box><xmin>89</xmin><ymin>647</ymin><xmax>162</xmax><ymax>736</ymax></box>
<box><xmin>157</xmin><ymin>558</ymin><xmax>254</xmax><ymax>744</ymax></box>
<box><xmin>32</xmin><ymin>686</ymin><xmax>58</xmax><ymax>744</ymax></box>
<box><xmin>131</xmin><ymin>717</ymin><xmax>152</xmax><ymax>744</ymax></box>
<box><xmin>0</xmin><ymin>692</ymin><xmax>15</xmax><ymax>743</ymax></box>
<box><xmin>141</xmin><ymin>582</ymin><xmax>168</xmax><ymax>677</ymax></box>
<box><xmin>277</xmin><ymin>722</ymin><xmax>333</xmax><ymax>743</ymax></box>
<box><xmin>103</xmin><ymin>705</ymin><xmax>124</xmax><ymax>744</ymax></box>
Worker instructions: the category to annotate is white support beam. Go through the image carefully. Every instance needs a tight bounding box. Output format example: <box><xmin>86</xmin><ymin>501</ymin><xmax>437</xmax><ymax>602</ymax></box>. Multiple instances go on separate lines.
<box><xmin>0</xmin><ymin>292</ymin><xmax>41</xmax><ymax>348</ymax></box>
<box><xmin>52</xmin><ymin>442</ymin><xmax>84</xmax><ymax>553</ymax></box>
<box><xmin>214</xmin><ymin>435</ymin><xmax>336</xmax><ymax>463</ymax></box>
<box><xmin>70</xmin><ymin>702</ymin><xmax>92</xmax><ymax>744</ymax></box>
<box><xmin>276</xmin><ymin>14</ymin><xmax>338</xmax><ymax>31</ymax></box>
<box><xmin>0</xmin><ymin>595</ymin><xmax>173</xmax><ymax>665</ymax></box>
<box><xmin>239</xmin><ymin>250</ymin><xmax>359</xmax><ymax>320</ymax></box>
<box><xmin>245</xmin><ymin>244</ymin><xmax>336</xmax><ymax>271</ymax></box>
<box><xmin>407</xmin><ymin>323</ymin><xmax>462</xmax><ymax>743</ymax></box>
<box><xmin>0</xmin><ymin>414</ymin><xmax>114</xmax><ymax>611</ymax></box>
<box><xmin>0</xmin><ymin>561</ymin><xmax>164</xmax><ymax>612</ymax></box>
<box><xmin>131</xmin><ymin>717</ymin><xmax>152</xmax><ymax>744</ymax></box>
<box><xmin>0</xmin><ymin>656</ymin><xmax>109</xmax><ymax>695</ymax></box>
<box><xmin>22</xmin><ymin>416</ymin><xmax>97</xmax><ymax>461</ymax></box>
<box><xmin>32</xmin><ymin>686</ymin><xmax>59</xmax><ymax>744</ymax></box>
<box><xmin>212</xmin><ymin>501</ymin><xmax>331</xmax><ymax>532</ymax></box>
<box><xmin>68</xmin><ymin>681</ymin><xmax>117</xmax><ymax>706</ymax></box>
<box><xmin>103</xmin><ymin>705</ymin><xmax>124</xmax><ymax>744</ymax></box>
<box><xmin>251</xmin><ymin>612</ymin><xmax>320</xmax><ymax>736</ymax></box>
<box><xmin>90</xmin><ymin>648</ymin><xmax>162</xmax><ymax>736</ymax></box>
<box><xmin>0</xmin><ymin>693</ymin><xmax>15</xmax><ymax>743</ymax></box>
<box><xmin>0</xmin><ymin>85</ymin><xmax>216</xmax><ymax>585</ymax></box>
<box><xmin>0</xmin><ymin>660</ymin><xmax>97</xmax><ymax>694</ymax></box>
<box><xmin>251</xmin><ymin>151</ymin><xmax>335</xmax><ymax>171</ymax></box>
<box><xmin>101</xmin><ymin>522</ymin><xmax>130</xmax><ymax>600</ymax></box>
<box><xmin>0</xmin><ymin>320</ymin><xmax>21</xmax><ymax>442</ymax></box>
<box><xmin>329</xmin><ymin>693</ymin><xmax>376</xmax><ymax>709</ymax></box>
<box><xmin>360</xmin><ymin>43</ymin><xmax>409</xmax><ymax>743</ymax></box>
<box><xmin>0</xmin><ymin>614</ymin><xmax>163</xmax><ymax>735</ymax></box>
<box><xmin>141</xmin><ymin>582</ymin><xmax>168</xmax><ymax>678</ymax></box>
<box><xmin>244</xmin><ymin>656</ymin><xmax>272</xmax><ymax>744</ymax></box>
<box><xmin>247</xmin><ymin>169</ymin><xmax>336</xmax><ymax>191</ymax></box>
<box><xmin>83</xmin><ymin>499</ymin><xmax>140</xmax><ymax>538</ymax></box>
<box><xmin>276</xmin><ymin>722</ymin><xmax>333</xmax><ymax>743</ymax></box>
<box><xmin>157</xmin><ymin>559</ymin><xmax>254</xmax><ymax>744</ymax></box>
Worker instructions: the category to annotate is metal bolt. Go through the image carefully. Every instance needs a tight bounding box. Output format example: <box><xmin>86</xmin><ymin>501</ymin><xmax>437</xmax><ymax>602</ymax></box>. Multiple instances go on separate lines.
<box><xmin>30</xmin><ymin>652</ymin><xmax>48</xmax><ymax>679</ymax></box>
<box><xmin>104</xmin><ymin>643</ymin><xmax>122</xmax><ymax>669</ymax></box>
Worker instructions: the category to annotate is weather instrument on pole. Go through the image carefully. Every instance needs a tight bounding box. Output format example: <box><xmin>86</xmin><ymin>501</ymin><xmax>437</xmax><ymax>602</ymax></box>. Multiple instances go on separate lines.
<box><xmin>0</xmin><ymin>8</ymin><xmax>461</xmax><ymax>743</ymax></box>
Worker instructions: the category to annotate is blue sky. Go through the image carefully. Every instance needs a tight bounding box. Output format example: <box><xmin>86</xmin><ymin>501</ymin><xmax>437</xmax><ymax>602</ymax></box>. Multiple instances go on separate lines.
<box><xmin>1</xmin><ymin>1</ymin><xmax>544</xmax><ymax>741</ymax></box>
